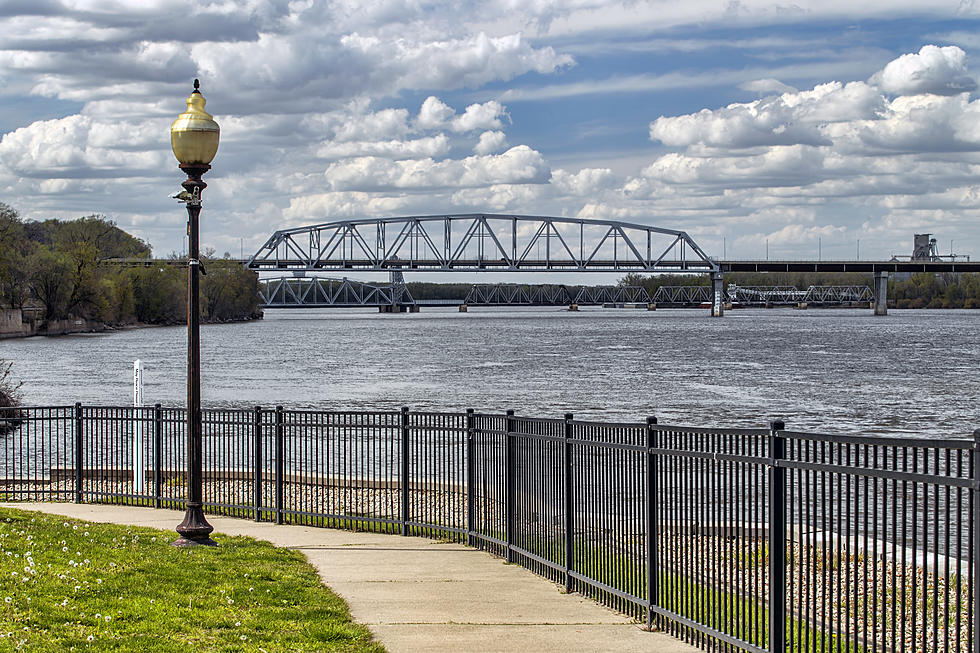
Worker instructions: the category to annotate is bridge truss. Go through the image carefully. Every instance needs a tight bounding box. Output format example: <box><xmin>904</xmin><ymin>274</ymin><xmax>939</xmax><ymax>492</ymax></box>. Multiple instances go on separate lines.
<box><xmin>247</xmin><ymin>214</ymin><xmax>716</xmax><ymax>273</ymax></box>
<box><xmin>464</xmin><ymin>284</ymin><xmax>650</xmax><ymax>306</ymax></box>
<box><xmin>258</xmin><ymin>277</ymin><xmax>412</xmax><ymax>308</ymax></box>
<box><xmin>258</xmin><ymin>278</ymin><xmax>652</xmax><ymax>308</ymax></box>
<box><xmin>729</xmin><ymin>285</ymin><xmax>873</xmax><ymax>306</ymax></box>
<box><xmin>652</xmin><ymin>285</ymin><xmax>712</xmax><ymax>306</ymax></box>
<box><xmin>651</xmin><ymin>285</ymin><xmax>874</xmax><ymax>307</ymax></box>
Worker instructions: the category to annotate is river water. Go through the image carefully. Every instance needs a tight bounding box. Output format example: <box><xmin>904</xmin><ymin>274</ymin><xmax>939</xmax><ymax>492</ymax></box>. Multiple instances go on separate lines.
<box><xmin>1</xmin><ymin>307</ymin><xmax>976</xmax><ymax>438</ymax></box>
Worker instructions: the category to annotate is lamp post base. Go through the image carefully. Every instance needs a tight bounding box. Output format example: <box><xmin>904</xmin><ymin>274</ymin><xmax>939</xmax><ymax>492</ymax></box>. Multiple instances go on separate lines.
<box><xmin>173</xmin><ymin>504</ymin><xmax>217</xmax><ymax>547</ymax></box>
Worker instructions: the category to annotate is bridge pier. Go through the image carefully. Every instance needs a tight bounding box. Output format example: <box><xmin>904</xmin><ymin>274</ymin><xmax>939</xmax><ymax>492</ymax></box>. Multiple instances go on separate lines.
<box><xmin>710</xmin><ymin>272</ymin><xmax>725</xmax><ymax>317</ymax></box>
<box><xmin>458</xmin><ymin>304</ymin><xmax>468</xmax><ymax>312</ymax></box>
<box><xmin>873</xmin><ymin>271</ymin><xmax>888</xmax><ymax>316</ymax></box>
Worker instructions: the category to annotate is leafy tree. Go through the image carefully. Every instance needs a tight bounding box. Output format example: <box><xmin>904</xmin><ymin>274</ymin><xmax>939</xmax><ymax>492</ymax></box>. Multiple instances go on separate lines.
<box><xmin>0</xmin><ymin>204</ymin><xmax>30</xmax><ymax>309</ymax></box>
<box><xmin>131</xmin><ymin>266</ymin><xmax>185</xmax><ymax>324</ymax></box>
<box><xmin>27</xmin><ymin>246</ymin><xmax>73</xmax><ymax>321</ymax></box>
<box><xmin>200</xmin><ymin>253</ymin><xmax>262</xmax><ymax>321</ymax></box>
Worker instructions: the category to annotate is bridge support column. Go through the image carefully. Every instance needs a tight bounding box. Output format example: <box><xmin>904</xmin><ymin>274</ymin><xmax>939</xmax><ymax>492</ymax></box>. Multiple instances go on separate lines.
<box><xmin>646</xmin><ymin>303</ymin><xmax>656</xmax><ymax>311</ymax></box>
<box><xmin>409</xmin><ymin>305</ymin><xmax>420</xmax><ymax>313</ymax></box>
<box><xmin>458</xmin><ymin>304</ymin><xmax>468</xmax><ymax>312</ymax></box>
<box><xmin>873</xmin><ymin>271</ymin><xmax>888</xmax><ymax>316</ymax></box>
<box><xmin>710</xmin><ymin>272</ymin><xmax>725</xmax><ymax>317</ymax></box>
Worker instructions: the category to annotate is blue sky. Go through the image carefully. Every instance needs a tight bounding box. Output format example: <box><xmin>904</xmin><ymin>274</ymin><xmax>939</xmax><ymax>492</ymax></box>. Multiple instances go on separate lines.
<box><xmin>1</xmin><ymin>1</ymin><xmax>979</xmax><ymax>272</ymax></box>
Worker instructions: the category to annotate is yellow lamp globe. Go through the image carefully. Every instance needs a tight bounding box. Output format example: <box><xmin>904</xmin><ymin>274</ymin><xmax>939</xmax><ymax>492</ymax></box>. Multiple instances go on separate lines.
<box><xmin>170</xmin><ymin>79</ymin><xmax>219</xmax><ymax>166</ymax></box>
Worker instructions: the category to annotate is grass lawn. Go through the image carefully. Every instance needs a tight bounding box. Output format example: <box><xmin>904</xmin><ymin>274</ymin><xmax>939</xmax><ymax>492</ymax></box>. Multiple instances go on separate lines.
<box><xmin>0</xmin><ymin>507</ymin><xmax>385</xmax><ymax>652</ymax></box>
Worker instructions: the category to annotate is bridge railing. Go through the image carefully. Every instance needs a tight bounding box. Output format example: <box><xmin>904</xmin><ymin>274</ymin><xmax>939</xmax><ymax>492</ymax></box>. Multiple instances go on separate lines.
<box><xmin>1</xmin><ymin>404</ymin><xmax>976</xmax><ymax>653</ymax></box>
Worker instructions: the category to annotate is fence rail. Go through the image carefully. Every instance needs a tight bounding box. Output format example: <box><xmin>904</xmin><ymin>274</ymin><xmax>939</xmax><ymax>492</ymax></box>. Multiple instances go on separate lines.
<box><xmin>1</xmin><ymin>404</ymin><xmax>976</xmax><ymax>653</ymax></box>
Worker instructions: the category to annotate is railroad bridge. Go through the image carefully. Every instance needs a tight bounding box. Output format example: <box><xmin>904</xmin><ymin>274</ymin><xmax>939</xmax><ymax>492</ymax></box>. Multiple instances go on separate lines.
<box><xmin>108</xmin><ymin>214</ymin><xmax>980</xmax><ymax>316</ymax></box>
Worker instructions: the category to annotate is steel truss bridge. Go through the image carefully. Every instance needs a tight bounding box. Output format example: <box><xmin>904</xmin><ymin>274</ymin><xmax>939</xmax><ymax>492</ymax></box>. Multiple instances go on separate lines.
<box><xmin>258</xmin><ymin>276</ymin><xmax>413</xmax><ymax>308</ymax></box>
<box><xmin>652</xmin><ymin>285</ymin><xmax>874</xmax><ymax>307</ymax></box>
<box><xmin>464</xmin><ymin>284</ymin><xmax>649</xmax><ymax>306</ymax></box>
<box><xmin>729</xmin><ymin>284</ymin><xmax>873</xmax><ymax>306</ymax></box>
<box><xmin>258</xmin><ymin>278</ymin><xmax>652</xmax><ymax>308</ymax></box>
<box><xmin>101</xmin><ymin>214</ymin><xmax>980</xmax><ymax>317</ymax></box>
<box><xmin>652</xmin><ymin>286</ymin><xmax>712</xmax><ymax>306</ymax></box>
<box><xmin>247</xmin><ymin>214</ymin><xmax>715</xmax><ymax>273</ymax></box>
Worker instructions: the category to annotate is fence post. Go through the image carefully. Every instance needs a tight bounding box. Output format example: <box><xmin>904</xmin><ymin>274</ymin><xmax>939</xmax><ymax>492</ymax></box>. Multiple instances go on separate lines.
<box><xmin>646</xmin><ymin>416</ymin><xmax>659</xmax><ymax>631</ymax></box>
<box><xmin>401</xmin><ymin>406</ymin><xmax>410</xmax><ymax>536</ymax></box>
<box><xmin>505</xmin><ymin>409</ymin><xmax>516</xmax><ymax>563</ymax></box>
<box><xmin>466</xmin><ymin>408</ymin><xmax>476</xmax><ymax>547</ymax></box>
<box><xmin>769</xmin><ymin>420</ymin><xmax>787</xmax><ymax>653</ymax></box>
<box><xmin>973</xmin><ymin>429</ymin><xmax>979</xmax><ymax>653</ymax></box>
<box><xmin>275</xmin><ymin>406</ymin><xmax>284</xmax><ymax>525</ymax></box>
<box><xmin>153</xmin><ymin>404</ymin><xmax>162</xmax><ymax>509</ymax></box>
<box><xmin>74</xmin><ymin>403</ymin><xmax>83</xmax><ymax>504</ymax></box>
<box><xmin>564</xmin><ymin>413</ymin><xmax>575</xmax><ymax>593</ymax></box>
<box><xmin>253</xmin><ymin>406</ymin><xmax>263</xmax><ymax>522</ymax></box>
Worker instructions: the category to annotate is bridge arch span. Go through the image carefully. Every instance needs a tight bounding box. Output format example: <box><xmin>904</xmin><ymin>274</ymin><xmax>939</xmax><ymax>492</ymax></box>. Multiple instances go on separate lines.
<box><xmin>247</xmin><ymin>214</ymin><xmax>717</xmax><ymax>274</ymax></box>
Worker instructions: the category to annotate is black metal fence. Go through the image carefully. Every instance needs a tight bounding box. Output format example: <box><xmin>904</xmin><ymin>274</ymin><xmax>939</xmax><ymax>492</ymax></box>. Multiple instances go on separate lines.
<box><xmin>1</xmin><ymin>404</ymin><xmax>976</xmax><ymax>653</ymax></box>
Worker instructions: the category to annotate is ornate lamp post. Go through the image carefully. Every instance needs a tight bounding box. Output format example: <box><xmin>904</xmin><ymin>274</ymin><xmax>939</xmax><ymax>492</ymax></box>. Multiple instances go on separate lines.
<box><xmin>170</xmin><ymin>79</ymin><xmax>219</xmax><ymax>547</ymax></box>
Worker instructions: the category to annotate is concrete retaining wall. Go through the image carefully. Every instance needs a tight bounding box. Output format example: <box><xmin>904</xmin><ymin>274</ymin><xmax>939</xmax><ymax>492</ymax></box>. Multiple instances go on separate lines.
<box><xmin>0</xmin><ymin>308</ymin><xmax>27</xmax><ymax>337</ymax></box>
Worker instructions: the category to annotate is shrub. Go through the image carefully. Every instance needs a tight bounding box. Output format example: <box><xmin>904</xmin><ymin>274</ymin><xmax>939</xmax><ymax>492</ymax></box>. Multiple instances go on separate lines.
<box><xmin>0</xmin><ymin>359</ymin><xmax>23</xmax><ymax>435</ymax></box>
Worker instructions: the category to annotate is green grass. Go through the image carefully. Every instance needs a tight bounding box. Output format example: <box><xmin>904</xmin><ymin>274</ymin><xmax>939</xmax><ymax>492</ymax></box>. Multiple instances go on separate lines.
<box><xmin>0</xmin><ymin>507</ymin><xmax>385</xmax><ymax>652</ymax></box>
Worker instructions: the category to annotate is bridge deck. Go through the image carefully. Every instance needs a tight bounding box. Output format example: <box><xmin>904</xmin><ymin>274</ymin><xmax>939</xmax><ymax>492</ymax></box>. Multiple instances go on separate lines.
<box><xmin>718</xmin><ymin>260</ymin><xmax>980</xmax><ymax>273</ymax></box>
<box><xmin>102</xmin><ymin>258</ymin><xmax>980</xmax><ymax>274</ymax></box>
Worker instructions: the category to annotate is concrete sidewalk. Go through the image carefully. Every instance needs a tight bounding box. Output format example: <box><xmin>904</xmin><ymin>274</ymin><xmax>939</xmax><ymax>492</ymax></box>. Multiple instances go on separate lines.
<box><xmin>4</xmin><ymin>502</ymin><xmax>695</xmax><ymax>653</ymax></box>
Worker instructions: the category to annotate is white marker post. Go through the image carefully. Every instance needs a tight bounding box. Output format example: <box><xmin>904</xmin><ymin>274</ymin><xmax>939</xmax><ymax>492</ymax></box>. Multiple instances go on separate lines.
<box><xmin>133</xmin><ymin>360</ymin><xmax>145</xmax><ymax>490</ymax></box>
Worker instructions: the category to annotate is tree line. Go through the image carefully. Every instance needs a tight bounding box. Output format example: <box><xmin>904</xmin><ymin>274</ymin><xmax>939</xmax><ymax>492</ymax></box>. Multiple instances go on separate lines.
<box><xmin>617</xmin><ymin>272</ymin><xmax>980</xmax><ymax>308</ymax></box>
<box><xmin>0</xmin><ymin>203</ymin><xmax>262</xmax><ymax>327</ymax></box>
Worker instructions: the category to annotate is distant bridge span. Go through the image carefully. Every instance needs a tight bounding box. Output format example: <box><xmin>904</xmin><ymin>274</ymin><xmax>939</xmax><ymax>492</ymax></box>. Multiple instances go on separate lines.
<box><xmin>99</xmin><ymin>214</ymin><xmax>980</xmax><ymax>317</ymax></box>
<box><xmin>246</xmin><ymin>214</ymin><xmax>717</xmax><ymax>273</ymax></box>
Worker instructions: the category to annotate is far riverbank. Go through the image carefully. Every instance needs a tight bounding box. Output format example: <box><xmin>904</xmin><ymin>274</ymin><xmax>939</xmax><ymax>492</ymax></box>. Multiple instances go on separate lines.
<box><xmin>0</xmin><ymin>307</ymin><xmax>262</xmax><ymax>340</ymax></box>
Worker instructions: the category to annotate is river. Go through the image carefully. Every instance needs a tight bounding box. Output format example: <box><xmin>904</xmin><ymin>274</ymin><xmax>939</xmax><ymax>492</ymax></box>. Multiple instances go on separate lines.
<box><xmin>1</xmin><ymin>307</ymin><xmax>976</xmax><ymax>438</ymax></box>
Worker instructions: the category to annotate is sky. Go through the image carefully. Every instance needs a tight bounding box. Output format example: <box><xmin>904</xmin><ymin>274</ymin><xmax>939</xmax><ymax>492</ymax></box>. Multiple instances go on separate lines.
<box><xmin>2</xmin><ymin>0</ymin><xmax>980</xmax><ymax>273</ymax></box>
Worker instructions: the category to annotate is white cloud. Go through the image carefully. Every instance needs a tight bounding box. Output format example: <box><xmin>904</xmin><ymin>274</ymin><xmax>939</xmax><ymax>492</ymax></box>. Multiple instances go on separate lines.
<box><xmin>764</xmin><ymin>222</ymin><xmax>848</xmax><ymax>246</ymax></box>
<box><xmin>417</xmin><ymin>98</ymin><xmax>508</xmax><ymax>132</ymax></box>
<box><xmin>872</xmin><ymin>45</ymin><xmax>977</xmax><ymax>96</ymax></box>
<box><xmin>417</xmin><ymin>97</ymin><xmax>456</xmax><ymax>130</ymax></box>
<box><xmin>322</xmin><ymin>145</ymin><xmax>549</xmax><ymax>191</ymax></box>
<box><xmin>452</xmin><ymin>100</ymin><xmax>507</xmax><ymax>132</ymax></box>
<box><xmin>650</xmin><ymin>81</ymin><xmax>883</xmax><ymax>149</ymax></box>
<box><xmin>316</xmin><ymin>135</ymin><xmax>451</xmax><ymax>160</ymax></box>
<box><xmin>0</xmin><ymin>114</ymin><xmax>169</xmax><ymax>177</ymax></box>
<box><xmin>738</xmin><ymin>78</ymin><xmax>798</xmax><ymax>95</ymax></box>
<box><xmin>450</xmin><ymin>183</ymin><xmax>548</xmax><ymax>210</ymax></box>
<box><xmin>551</xmin><ymin>168</ymin><xmax>615</xmax><ymax>196</ymax></box>
<box><xmin>474</xmin><ymin>130</ymin><xmax>508</xmax><ymax>154</ymax></box>
<box><xmin>283</xmin><ymin>192</ymin><xmax>421</xmax><ymax>224</ymax></box>
<box><xmin>339</xmin><ymin>31</ymin><xmax>572</xmax><ymax>96</ymax></box>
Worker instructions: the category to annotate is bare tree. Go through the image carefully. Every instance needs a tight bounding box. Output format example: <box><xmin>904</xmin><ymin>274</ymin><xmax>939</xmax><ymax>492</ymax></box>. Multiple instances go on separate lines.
<box><xmin>0</xmin><ymin>359</ymin><xmax>23</xmax><ymax>435</ymax></box>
